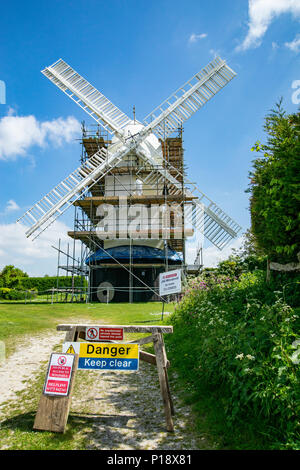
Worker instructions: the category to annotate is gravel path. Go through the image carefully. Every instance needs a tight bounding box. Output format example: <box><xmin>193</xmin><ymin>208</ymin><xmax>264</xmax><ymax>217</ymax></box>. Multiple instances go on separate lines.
<box><xmin>0</xmin><ymin>330</ymin><xmax>63</xmax><ymax>415</ymax></box>
<box><xmin>0</xmin><ymin>328</ymin><xmax>213</xmax><ymax>450</ymax></box>
<box><xmin>71</xmin><ymin>363</ymin><xmax>209</xmax><ymax>450</ymax></box>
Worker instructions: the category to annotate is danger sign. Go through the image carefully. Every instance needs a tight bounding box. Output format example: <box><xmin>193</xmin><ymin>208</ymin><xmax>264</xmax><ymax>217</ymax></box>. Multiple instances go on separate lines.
<box><xmin>62</xmin><ymin>342</ymin><xmax>139</xmax><ymax>371</ymax></box>
<box><xmin>85</xmin><ymin>327</ymin><xmax>124</xmax><ymax>341</ymax></box>
<box><xmin>43</xmin><ymin>353</ymin><xmax>75</xmax><ymax>396</ymax></box>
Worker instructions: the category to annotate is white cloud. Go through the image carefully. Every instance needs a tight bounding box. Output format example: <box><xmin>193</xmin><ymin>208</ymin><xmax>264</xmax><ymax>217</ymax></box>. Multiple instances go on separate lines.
<box><xmin>0</xmin><ymin>220</ymin><xmax>77</xmax><ymax>276</ymax></box>
<box><xmin>2</xmin><ymin>200</ymin><xmax>20</xmax><ymax>213</ymax></box>
<box><xmin>285</xmin><ymin>34</ymin><xmax>300</xmax><ymax>52</ymax></box>
<box><xmin>202</xmin><ymin>236</ymin><xmax>244</xmax><ymax>268</ymax></box>
<box><xmin>189</xmin><ymin>33</ymin><xmax>207</xmax><ymax>43</ymax></box>
<box><xmin>237</xmin><ymin>0</ymin><xmax>300</xmax><ymax>51</ymax></box>
<box><xmin>0</xmin><ymin>112</ymin><xmax>81</xmax><ymax>161</ymax></box>
<box><xmin>209</xmin><ymin>48</ymin><xmax>220</xmax><ymax>58</ymax></box>
<box><xmin>184</xmin><ymin>232</ymin><xmax>244</xmax><ymax>268</ymax></box>
<box><xmin>185</xmin><ymin>232</ymin><xmax>205</xmax><ymax>265</ymax></box>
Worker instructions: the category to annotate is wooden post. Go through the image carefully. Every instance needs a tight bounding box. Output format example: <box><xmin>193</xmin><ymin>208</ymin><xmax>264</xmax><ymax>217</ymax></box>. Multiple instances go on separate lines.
<box><xmin>160</xmin><ymin>333</ymin><xmax>175</xmax><ymax>416</ymax></box>
<box><xmin>33</xmin><ymin>354</ymin><xmax>78</xmax><ymax>433</ymax></box>
<box><xmin>266</xmin><ymin>257</ymin><xmax>271</xmax><ymax>283</ymax></box>
<box><xmin>153</xmin><ymin>332</ymin><xmax>174</xmax><ymax>432</ymax></box>
<box><xmin>64</xmin><ymin>326</ymin><xmax>78</xmax><ymax>342</ymax></box>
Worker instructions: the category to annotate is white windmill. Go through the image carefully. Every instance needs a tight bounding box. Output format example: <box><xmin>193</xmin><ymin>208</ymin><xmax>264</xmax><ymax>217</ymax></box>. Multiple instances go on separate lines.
<box><xmin>17</xmin><ymin>56</ymin><xmax>241</xmax><ymax>300</ymax></box>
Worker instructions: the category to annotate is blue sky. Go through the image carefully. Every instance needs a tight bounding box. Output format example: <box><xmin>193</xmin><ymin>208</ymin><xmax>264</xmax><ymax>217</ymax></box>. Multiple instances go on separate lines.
<box><xmin>0</xmin><ymin>0</ymin><xmax>299</xmax><ymax>275</ymax></box>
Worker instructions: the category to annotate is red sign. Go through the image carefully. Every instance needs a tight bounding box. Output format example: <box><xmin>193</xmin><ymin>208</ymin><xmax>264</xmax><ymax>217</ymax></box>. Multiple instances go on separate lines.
<box><xmin>45</xmin><ymin>379</ymin><xmax>69</xmax><ymax>394</ymax></box>
<box><xmin>44</xmin><ymin>353</ymin><xmax>74</xmax><ymax>396</ymax></box>
<box><xmin>49</xmin><ymin>365</ymin><xmax>71</xmax><ymax>379</ymax></box>
<box><xmin>99</xmin><ymin>328</ymin><xmax>124</xmax><ymax>341</ymax></box>
<box><xmin>86</xmin><ymin>327</ymin><xmax>124</xmax><ymax>341</ymax></box>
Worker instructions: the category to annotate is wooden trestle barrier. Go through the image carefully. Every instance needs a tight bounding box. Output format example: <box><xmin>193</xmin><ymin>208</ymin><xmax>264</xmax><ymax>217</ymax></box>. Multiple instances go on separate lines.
<box><xmin>34</xmin><ymin>324</ymin><xmax>174</xmax><ymax>433</ymax></box>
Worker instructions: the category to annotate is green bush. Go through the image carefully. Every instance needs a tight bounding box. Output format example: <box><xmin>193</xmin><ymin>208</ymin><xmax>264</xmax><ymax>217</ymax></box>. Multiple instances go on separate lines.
<box><xmin>0</xmin><ymin>288</ymin><xmax>37</xmax><ymax>300</ymax></box>
<box><xmin>167</xmin><ymin>271</ymin><xmax>300</xmax><ymax>449</ymax></box>
<box><xmin>15</xmin><ymin>276</ymin><xmax>86</xmax><ymax>293</ymax></box>
<box><xmin>0</xmin><ymin>288</ymin><xmax>11</xmax><ymax>299</ymax></box>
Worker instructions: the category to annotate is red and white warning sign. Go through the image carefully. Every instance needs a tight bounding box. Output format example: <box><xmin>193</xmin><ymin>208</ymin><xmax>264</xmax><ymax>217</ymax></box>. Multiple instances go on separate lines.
<box><xmin>86</xmin><ymin>327</ymin><xmax>124</xmax><ymax>341</ymax></box>
<box><xmin>44</xmin><ymin>353</ymin><xmax>75</xmax><ymax>396</ymax></box>
<box><xmin>159</xmin><ymin>269</ymin><xmax>182</xmax><ymax>296</ymax></box>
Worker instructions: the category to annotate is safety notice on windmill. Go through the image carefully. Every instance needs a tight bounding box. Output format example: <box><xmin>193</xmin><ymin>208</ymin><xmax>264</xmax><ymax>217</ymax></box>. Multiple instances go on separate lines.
<box><xmin>159</xmin><ymin>269</ymin><xmax>182</xmax><ymax>296</ymax></box>
<box><xmin>43</xmin><ymin>353</ymin><xmax>75</xmax><ymax>396</ymax></box>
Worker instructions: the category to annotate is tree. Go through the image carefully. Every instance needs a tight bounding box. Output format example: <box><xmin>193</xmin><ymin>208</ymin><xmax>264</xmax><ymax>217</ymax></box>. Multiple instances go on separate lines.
<box><xmin>0</xmin><ymin>265</ymin><xmax>29</xmax><ymax>288</ymax></box>
<box><xmin>247</xmin><ymin>101</ymin><xmax>300</xmax><ymax>263</ymax></box>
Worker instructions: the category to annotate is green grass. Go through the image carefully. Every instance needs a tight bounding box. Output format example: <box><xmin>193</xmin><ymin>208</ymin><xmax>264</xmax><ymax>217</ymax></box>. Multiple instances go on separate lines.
<box><xmin>0</xmin><ymin>301</ymin><xmax>172</xmax><ymax>356</ymax></box>
<box><xmin>0</xmin><ymin>360</ymin><xmax>88</xmax><ymax>450</ymax></box>
<box><xmin>166</xmin><ymin>378</ymin><xmax>274</xmax><ymax>450</ymax></box>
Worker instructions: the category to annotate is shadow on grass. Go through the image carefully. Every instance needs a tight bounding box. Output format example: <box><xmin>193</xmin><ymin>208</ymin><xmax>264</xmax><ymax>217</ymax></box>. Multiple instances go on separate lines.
<box><xmin>0</xmin><ymin>410</ymin><xmax>140</xmax><ymax>450</ymax></box>
<box><xmin>1</xmin><ymin>411</ymin><xmax>37</xmax><ymax>433</ymax></box>
<box><xmin>1</xmin><ymin>410</ymin><xmax>136</xmax><ymax>434</ymax></box>
<box><xmin>70</xmin><ymin>411</ymin><xmax>136</xmax><ymax>429</ymax></box>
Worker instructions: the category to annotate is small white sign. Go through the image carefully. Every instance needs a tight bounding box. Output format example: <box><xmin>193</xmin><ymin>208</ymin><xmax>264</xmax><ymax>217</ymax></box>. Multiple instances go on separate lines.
<box><xmin>159</xmin><ymin>269</ymin><xmax>182</xmax><ymax>296</ymax></box>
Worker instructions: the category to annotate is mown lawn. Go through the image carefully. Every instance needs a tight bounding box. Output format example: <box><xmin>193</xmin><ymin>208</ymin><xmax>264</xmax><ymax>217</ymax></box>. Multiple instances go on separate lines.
<box><xmin>0</xmin><ymin>301</ymin><xmax>173</xmax><ymax>356</ymax></box>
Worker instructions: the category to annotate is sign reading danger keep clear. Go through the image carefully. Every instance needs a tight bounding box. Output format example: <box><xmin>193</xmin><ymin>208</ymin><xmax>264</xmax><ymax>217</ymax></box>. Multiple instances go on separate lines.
<box><xmin>63</xmin><ymin>342</ymin><xmax>139</xmax><ymax>371</ymax></box>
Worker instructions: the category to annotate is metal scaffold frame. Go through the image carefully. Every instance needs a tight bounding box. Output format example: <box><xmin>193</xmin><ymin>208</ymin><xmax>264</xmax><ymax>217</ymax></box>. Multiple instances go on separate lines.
<box><xmin>54</xmin><ymin>122</ymin><xmax>202</xmax><ymax>303</ymax></box>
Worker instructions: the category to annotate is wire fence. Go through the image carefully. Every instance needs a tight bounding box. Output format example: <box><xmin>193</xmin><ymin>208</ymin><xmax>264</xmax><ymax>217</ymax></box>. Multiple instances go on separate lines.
<box><xmin>0</xmin><ymin>286</ymin><xmax>182</xmax><ymax>304</ymax></box>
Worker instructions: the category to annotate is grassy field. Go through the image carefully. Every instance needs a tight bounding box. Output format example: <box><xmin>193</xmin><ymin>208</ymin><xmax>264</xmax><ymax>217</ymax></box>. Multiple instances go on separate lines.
<box><xmin>0</xmin><ymin>301</ymin><xmax>173</xmax><ymax>357</ymax></box>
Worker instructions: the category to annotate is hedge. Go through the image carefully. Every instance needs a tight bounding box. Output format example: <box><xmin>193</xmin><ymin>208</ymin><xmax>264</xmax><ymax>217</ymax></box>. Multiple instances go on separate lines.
<box><xmin>10</xmin><ymin>276</ymin><xmax>87</xmax><ymax>293</ymax></box>
<box><xmin>167</xmin><ymin>271</ymin><xmax>300</xmax><ymax>449</ymax></box>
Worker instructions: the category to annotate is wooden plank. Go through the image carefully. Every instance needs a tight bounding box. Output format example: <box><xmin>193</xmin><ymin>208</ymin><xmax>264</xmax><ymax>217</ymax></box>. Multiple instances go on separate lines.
<box><xmin>57</xmin><ymin>324</ymin><xmax>173</xmax><ymax>334</ymax></box>
<box><xmin>139</xmin><ymin>349</ymin><xmax>170</xmax><ymax>368</ymax></box>
<box><xmin>67</xmin><ymin>228</ymin><xmax>194</xmax><ymax>239</ymax></box>
<box><xmin>127</xmin><ymin>335</ymin><xmax>155</xmax><ymax>346</ymax></box>
<box><xmin>64</xmin><ymin>326</ymin><xmax>78</xmax><ymax>342</ymax></box>
<box><xmin>33</xmin><ymin>354</ymin><xmax>78</xmax><ymax>433</ymax></box>
<box><xmin>75</xmin><ymin>333</ymin><xmax>160</xmax><ymax>349</ymax></box>
<box><xmin>74</xmin><ymin>194</ymin><xmax>196</xmax><ymax>206</ymax></box>
<box><xmin>153</xmin><ymin>333</ymin><xmax>174</xmax><ymax>432</ymax></box>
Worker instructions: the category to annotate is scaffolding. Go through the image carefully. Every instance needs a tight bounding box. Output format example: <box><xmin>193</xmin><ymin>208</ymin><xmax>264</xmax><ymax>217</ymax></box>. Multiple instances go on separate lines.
<box><xmin>54</xmin><ymin>122</ymin><xmax>203</xmax><ymax>302</ymax></box>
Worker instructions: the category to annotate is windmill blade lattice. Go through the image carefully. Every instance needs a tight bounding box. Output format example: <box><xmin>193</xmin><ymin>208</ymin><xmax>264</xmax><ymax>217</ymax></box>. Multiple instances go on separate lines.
<box><xmin>17</xmin><ymin>145</ymin><xmax>128</xmax><ymax>239</ymax></box>
<box><xmin>143</xmin><ymin>56</ymin><xmax>236</xmax><ymax>140</ymax></box>
<box><xmin>134</xmin><ymin>152</ymin><xmax>241</xmax><ymax>249</ymax></box>
<box><xmin>42</xmin><ymin>59</ymin><xmax>131</xmax><ymax>139</ymax></box>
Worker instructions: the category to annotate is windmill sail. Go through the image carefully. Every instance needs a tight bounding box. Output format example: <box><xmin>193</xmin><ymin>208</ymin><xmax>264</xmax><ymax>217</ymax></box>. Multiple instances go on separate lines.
<box><xmin>134</xmin><ymin>151</ymin><xmax>241</xmax><ymax>249</ymax></box>
<box><xmin>143</xmin><ymin>56</ymin><xmax>236</xmax><ymax>140</ymax></box>
<box><xmin>17</xmin><ymin>144</ymin><xmax>130</xmax><ymax>239</ymax></box>
<box><xmin>42</xmin><ymin>59</ymin><xmax>131</xmax><ymax>139</ymax></box>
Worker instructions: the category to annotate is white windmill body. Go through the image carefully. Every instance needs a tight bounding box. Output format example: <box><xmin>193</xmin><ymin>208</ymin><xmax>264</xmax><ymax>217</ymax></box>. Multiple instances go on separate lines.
<box><xmin>17</xmin><ymin>57</ymin><xmax>242</xmax><ymax>302</ymax></box>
